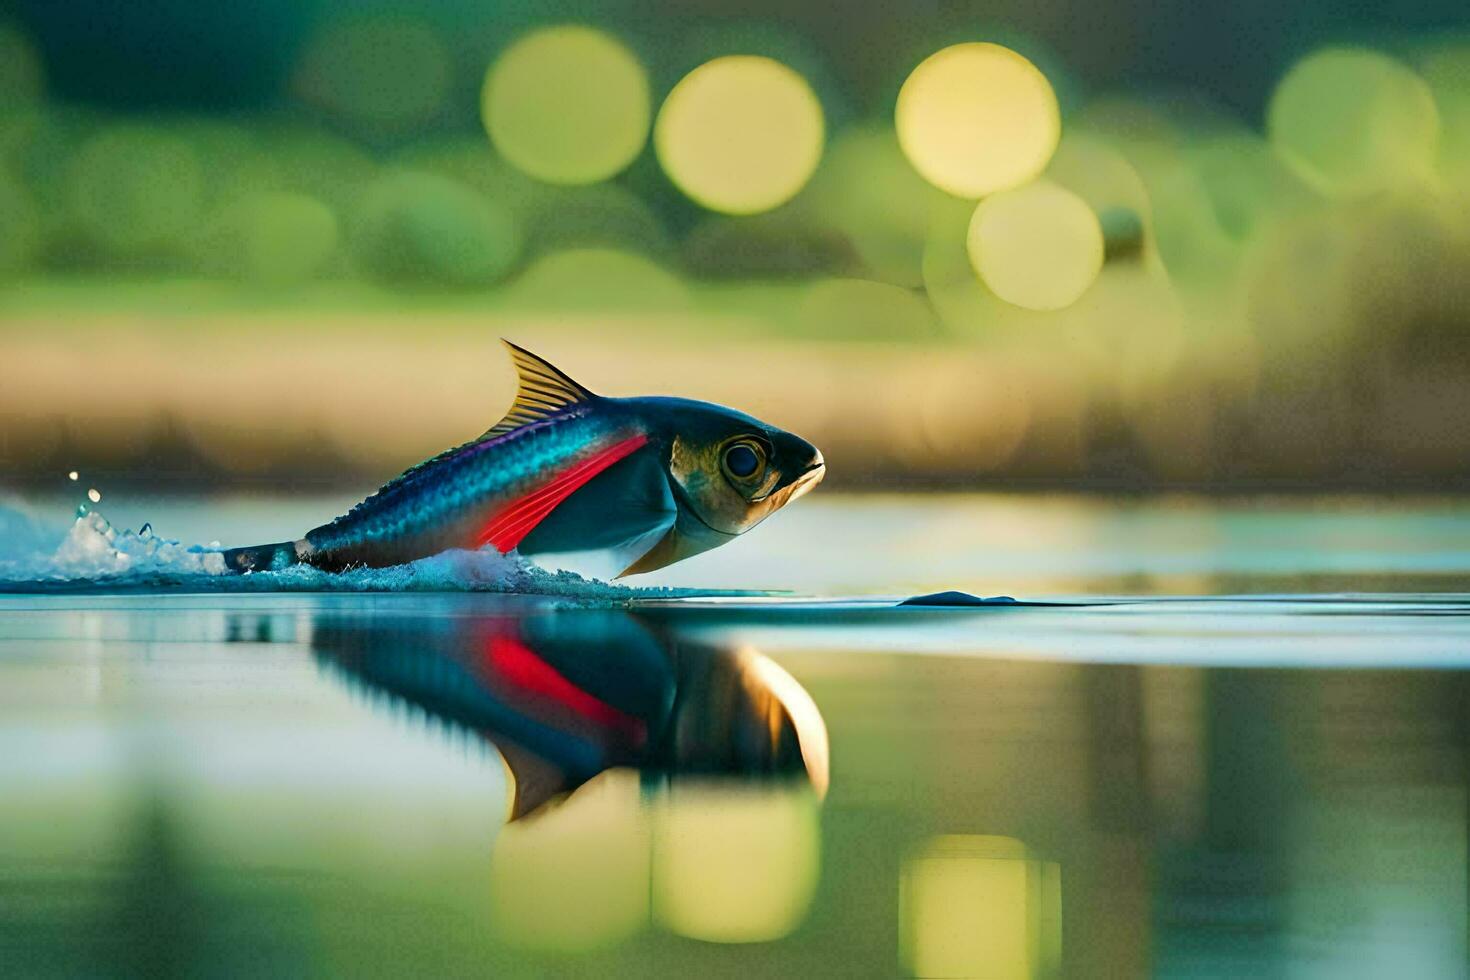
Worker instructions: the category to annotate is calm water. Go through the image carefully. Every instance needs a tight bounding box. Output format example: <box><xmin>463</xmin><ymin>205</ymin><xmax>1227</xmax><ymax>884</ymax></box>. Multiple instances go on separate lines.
<box><xmin>3</xmin><ymin>494</ymin><xmax>1470</xmax><ymax>978</ymax></box>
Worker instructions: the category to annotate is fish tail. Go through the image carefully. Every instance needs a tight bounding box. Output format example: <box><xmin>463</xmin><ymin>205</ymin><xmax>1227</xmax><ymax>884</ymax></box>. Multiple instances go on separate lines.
<box><xmin>221</xmin><ymin>540</ymin><xmax>305</xmax><ymax>573</ymax></box>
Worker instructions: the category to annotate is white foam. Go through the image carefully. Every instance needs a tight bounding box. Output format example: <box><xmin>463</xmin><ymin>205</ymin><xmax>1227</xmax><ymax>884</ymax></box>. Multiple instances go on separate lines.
<box><xmin>0</xmin><ymin>503</ymin><xmax>664</xmax><ymax>599</ymax></box>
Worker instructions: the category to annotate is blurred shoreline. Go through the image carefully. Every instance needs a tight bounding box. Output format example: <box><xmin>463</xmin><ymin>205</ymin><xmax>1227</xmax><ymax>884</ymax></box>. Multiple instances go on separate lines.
<box><xmin>4</xmin><ymin>293</ymin><xmax>1469</xmax><ymax>494</ymax></box>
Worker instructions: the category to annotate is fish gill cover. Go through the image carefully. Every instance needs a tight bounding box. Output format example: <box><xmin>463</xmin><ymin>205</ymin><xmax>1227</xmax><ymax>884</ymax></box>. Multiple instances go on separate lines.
<box><xmin>0</xmin><ymin>500</ymin><xmax>692</xmax><ymax>598</ymax></box>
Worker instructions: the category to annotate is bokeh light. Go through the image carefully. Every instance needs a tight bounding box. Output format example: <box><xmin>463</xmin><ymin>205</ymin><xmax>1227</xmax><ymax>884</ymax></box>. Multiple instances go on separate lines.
<box><xmin>294</xmin><ymin>17</ymin><xmax>451</xmax><ymax>134</ymax></box>
<box><xmin>395</xmin><ymin>137</ymin><xmax>534</xmax><ymax>202</ymax></box>
<box><xmin>655</xmin><ymin>56</ymin><xmax>825</xmax><ymax>215</ymax></box>
<box><xmin>1419</xmin><ymin>42</ymin><xmax>1470</xmax><ymax>184</ymax></box>
<box><xmin>66</xmin><ymin>125</ymin><xmax>204</xmax><ymax>260</ymax></box>
<box><xmin>482</xmin><ymin>26</ymin><xmax>651</xmax><ymax>185</ymax></box>
<box><xmin>262</xmin><ymin>127</ymin><xmax>379</xmax><ymax>213</ymax></box>
<box><xmin>7</xmin><ymin>6</ymin><xmax>1470</xmax><ymax>491</ymax></box>
<box><xmin>922</xmin><ymin>195</ymin><xmax>1011</xmax><ymax>336</ymax></box>
<box><xmin>349</xmin><ymin>171</ymin><xmax>520</xmax><ymax>286</ymax></box>
<box><xmin>397</xmin><ymin>137</ymin><xmax>666</xmax><ymax>257</ymax></box>
<box><xmin>1045</xmin><ymin>133</ymin><xmax>1154</xmax><ymax>262</ymax></box>
<box><xmin>967</xmin><ymin>179</ymin><xmax>1103</xmax><ymax>311</ymax></box>
<box><xmin>805</xmin><ymin>125</ymin><xmax>951</xmax><ymax>287</ymax></box>
<box><xmin>5</xmin><ymin>107</ymin><xmax>89</xmax><ymax>254</ymax></box>
<box><xmin>1186</xmin><ymin>132</ymin><xmax>1312</xmax><ymax>243</ymax></box>
<box><xmin>896</xmin><ymin>43</ymin><xmax>1060</xmax><ymax>199</ymax></box>
<box><xmin>185</xmin><ymin>121</ymin><xmax>282</xmax><ymax>216</ymax></box>
<box><xmin>206</xmin><ymin>191</ymin><xmax>339</xmax><ymax>286</ymax></box>
<box><xmin>1083</xmin><ymin>264</ymin><xmax>1189</xmax><ymax>401</ymax></box>
<box><xmin>490</xmin><ymin>770</ymin><xmax>649</xmax><ymax>952</ymax></box>
<box><xmin>395</xmin><ymin>139</ymin><xmax>670</xmax><ymax>258</ymax></box>
<box><xmin>1076</xmin><ymin>106</ymin><xmax>1242</xmax><ymax>292</ymax></box>
<box><xmin>1268</xmin><ymin>47</ymin><xmax>1439</xmax><ymax>197</ymax></box>
<box><xmin>652</xmin><ymin>785</ymin><xmax>821</xmax><ymax>943</ymax></box>
<box><xmin>900</xmin><ymin>836</ymin><xmax>1062</xmax><ymax>980</ymax></box>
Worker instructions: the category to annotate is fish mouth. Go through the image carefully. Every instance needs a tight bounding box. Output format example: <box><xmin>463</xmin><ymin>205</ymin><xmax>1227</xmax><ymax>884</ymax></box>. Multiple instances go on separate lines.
<box><xmin>780</xmin><ymin>457</ymin><xmax>826</xmax><ymax>505</ymax></box>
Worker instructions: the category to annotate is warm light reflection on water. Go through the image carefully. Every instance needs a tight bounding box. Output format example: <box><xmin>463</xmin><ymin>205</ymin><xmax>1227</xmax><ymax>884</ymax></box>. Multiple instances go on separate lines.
<box><xmin>900</xmin><ymin>835</ymin><xmax>1061</xmax><ymax>979</ymax></box>
<box><xmin>490</xmin><ymin>770</ymin><xmax>651</xmax><ymax>951</ymax></box>
<box><xmin>652</xmin><ymin>783</ymin><xmax>822</xmax><ymax>943</ymax></box>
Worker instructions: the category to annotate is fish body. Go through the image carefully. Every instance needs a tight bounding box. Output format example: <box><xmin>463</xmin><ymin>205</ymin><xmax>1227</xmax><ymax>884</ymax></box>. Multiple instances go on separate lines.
<box><xmin>224</xmin><ymin>343</ymin><xmax>825</xmax><ymax>577</ymax></box>
<box><xmin>303</xmin><ymin>404</ymin><xmax>643</xmax><ymax>569</ymax></box>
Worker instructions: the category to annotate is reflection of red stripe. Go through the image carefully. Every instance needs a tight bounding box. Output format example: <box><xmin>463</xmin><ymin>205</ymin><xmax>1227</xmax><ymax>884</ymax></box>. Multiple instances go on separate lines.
<box><xmin>484</xmin><ymin>635</ymin><xmax>644</xmax><ymax>741</ymax></box>
<box><xmin>476</xmin><ymin>434</ymin><xmax>648</xmax><ymax>552</ymax></box>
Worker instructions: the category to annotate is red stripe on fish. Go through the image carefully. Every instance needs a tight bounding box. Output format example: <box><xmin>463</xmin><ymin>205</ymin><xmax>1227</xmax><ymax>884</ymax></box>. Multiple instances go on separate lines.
<box><xmin>484</xmin><ymin>635</ymin><xmax>645</xmax><ymax>742</ymax></box>
<box><xmin>475</xmin><ymin>433</ymin><xmax>648</xmax><ymax>552</ymax></box>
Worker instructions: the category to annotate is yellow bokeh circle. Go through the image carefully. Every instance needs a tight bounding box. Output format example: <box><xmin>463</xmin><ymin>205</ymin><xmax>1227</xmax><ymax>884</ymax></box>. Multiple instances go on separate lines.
<box><xmin>655</xmin><ymin>56</ymin><xmax>825</xmax><ymax>215</ymax></box>
<box><xmin>966</xmin><ymin>179</ymin><xmax>1102</xmax><ymax>311</ymax></box>
<box><xmin>897</xmin><ymin>42</ymin><xmax>1060</xmax><ymax>199</ymax></box>
<box><xmin>483</xmin><ymin>26</ymin><xmax>651</xmax><ymax>185</ymax></box>
<box><xmin>1268</xmin><ymin>47</ymin><xmax>1439</xmax><ymax>197</ymax></box>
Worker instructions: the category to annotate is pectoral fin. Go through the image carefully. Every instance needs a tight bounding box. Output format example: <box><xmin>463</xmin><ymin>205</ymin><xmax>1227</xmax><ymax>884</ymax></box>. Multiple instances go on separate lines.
<box><xmin>617</xmin><ymin>510</ymin><xmax>735</xmax><ymax>577</ymax></box>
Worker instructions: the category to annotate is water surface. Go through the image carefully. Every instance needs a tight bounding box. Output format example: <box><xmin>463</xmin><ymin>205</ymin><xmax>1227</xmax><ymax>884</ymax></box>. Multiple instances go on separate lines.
<box><xmin>2</xmin><ymin>494</ymin><xmax>1469</xmax><ymax>977</ymax></box>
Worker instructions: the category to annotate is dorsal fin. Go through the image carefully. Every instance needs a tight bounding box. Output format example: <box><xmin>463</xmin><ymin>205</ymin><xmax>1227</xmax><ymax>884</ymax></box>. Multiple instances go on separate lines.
<box><xmin>485</xmin><ymin>341</ymin><xmax>597</xmax><ymax>437</ymax></box>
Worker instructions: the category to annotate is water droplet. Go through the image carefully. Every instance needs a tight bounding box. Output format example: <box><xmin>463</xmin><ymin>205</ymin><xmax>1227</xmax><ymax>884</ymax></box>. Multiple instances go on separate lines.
<box><xmin>87</xmin><ymin>488</ymin><xmax>101</xmax><ymax>503</ymax></box>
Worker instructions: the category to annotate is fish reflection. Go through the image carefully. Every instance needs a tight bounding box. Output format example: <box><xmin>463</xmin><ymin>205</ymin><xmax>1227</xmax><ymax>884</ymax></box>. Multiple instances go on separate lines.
<box><xmin>312</xmin><ymin>608</ymin><xmax>828</xmax><ymax>948</ymax></box>
<box><xmin>310</xmin><ymin>609</ymin><xmax>828</xmax><ymax>819</ymax></box>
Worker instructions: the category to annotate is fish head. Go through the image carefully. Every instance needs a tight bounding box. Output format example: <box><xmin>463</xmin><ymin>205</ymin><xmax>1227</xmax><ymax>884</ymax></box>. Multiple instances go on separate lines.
<box><xmin>644</xmin><ymin>397</ymin><xmax>826</xmax><ymax>537</ymax></box>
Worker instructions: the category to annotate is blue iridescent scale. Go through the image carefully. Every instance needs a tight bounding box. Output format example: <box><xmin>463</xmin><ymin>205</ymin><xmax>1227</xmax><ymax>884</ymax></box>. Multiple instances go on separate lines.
<box><xmin>305</xmin><ymin>408</ymin><xmax>632</xmax><ymax>554</ymax></box>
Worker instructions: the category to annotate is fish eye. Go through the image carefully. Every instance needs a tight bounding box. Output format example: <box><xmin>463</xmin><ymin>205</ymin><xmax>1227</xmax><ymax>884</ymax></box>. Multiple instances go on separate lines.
<box><xmin>722</xmin><ymin>441</ymin><xmax>765</xmax><ymax>480</ymax></box>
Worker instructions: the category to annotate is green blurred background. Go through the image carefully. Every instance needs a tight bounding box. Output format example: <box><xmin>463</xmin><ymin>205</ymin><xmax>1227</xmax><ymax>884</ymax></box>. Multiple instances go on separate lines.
<box><xmin>3</xmin><ymin>1</ymin><xmax>1470</xmax><ymax>491</ymax></box>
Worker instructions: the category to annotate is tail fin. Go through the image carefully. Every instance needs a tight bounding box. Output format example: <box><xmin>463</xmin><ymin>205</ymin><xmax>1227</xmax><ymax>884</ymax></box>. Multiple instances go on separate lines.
<box><xmin>222</xmin><ymin>540</ymin><xmax>303</xmax><ymax>573</ymax></box>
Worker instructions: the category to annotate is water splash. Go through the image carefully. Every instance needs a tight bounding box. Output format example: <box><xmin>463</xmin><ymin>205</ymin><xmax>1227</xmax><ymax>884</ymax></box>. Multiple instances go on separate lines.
<box><xmin>44</xmin><ymin>507</ymin><xmax>221</xmax><ymax>577</ymax></box>
<box><xmin>0</xmin><ymin>503</ymin><xmax>673</xmax><ymax>599</ymax></box>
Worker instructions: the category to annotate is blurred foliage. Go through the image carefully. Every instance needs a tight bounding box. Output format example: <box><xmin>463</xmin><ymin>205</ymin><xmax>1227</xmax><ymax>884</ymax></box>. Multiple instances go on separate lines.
<box><xmin>349</xmin><ymin>170</ymin><xmax>521</xmax><ymax>286</ymax></box>
<box><xmin>1</xmin><ymin>11</ymin><xmax>1470</xmax><ymax>487</ymax></box>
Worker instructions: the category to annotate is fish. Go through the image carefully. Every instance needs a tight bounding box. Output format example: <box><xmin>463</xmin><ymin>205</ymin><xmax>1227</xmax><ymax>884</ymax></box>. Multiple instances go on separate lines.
<box><xmin>222</xmin><ymin>341</ymin><xmax>825</xmax><ymax>577</ymax></box>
